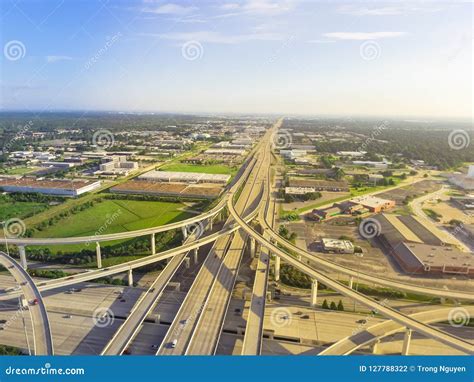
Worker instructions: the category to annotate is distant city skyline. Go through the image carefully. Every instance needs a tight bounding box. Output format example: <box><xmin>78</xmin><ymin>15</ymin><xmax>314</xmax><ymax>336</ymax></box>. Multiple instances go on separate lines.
<box><xmin>1</xmin><ymin>0</ymin><xmax>472</xmax><ymax>119</ymax></box>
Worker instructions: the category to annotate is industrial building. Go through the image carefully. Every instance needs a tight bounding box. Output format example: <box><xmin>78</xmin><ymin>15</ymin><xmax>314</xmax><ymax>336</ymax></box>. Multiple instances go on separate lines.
<box><xmin>0</xmin><ymin>178</ymin><xmax>101</xmax><ymax>197</ymax></box>
<box><xmin>321</xmin><ymin>238</ymin><xmax>355</xmax><ymax>254</ymax></box>
<box><xmin>289</xmin><ymin>178</ymin><xmax>349</xmax><ymax>192</ymax></box>
<box><xmin>138</xmin><ymin>170</ymin><xmax>230</xmax><ymax>184</ymax></box>
<box><xmin>373</xmin><ymin>214</ymin><xmax>473</xmax><ymax>277</ymax></box>
<box><xmin>350</xmin><ymin>195</ymin><xmax>395</xmax><ymax>213</ymax></box>
<box><xmin>449</xmin><ymin>165</ymin><xmax>474</xmax><ymax>191</ymax></box>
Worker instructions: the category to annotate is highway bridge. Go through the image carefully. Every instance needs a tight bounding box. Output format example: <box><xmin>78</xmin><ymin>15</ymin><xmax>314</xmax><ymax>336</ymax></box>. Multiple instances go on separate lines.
<box><xmin>1</xmin><ymin>118</ymin><xmax>472</xmax><ymax>356</ymax></box>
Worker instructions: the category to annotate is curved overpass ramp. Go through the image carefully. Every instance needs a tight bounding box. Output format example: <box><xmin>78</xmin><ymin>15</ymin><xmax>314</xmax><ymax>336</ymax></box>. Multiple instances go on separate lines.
<box><xmin>0</xmin><ymin>251</ymin><xmax>53</xmax><ymax>355</ymax></box>
<box><xmin>319</xmin><ymin>306</ymin><xmax>474</xmax><ymax>355</ymax></box>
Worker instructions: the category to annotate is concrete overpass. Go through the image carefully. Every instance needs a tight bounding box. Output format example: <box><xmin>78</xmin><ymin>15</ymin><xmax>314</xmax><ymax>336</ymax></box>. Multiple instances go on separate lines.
<box><xmin>0</xmin><ymin>251</ymin><xmax>53</xmax><ymax>355</ymax></box>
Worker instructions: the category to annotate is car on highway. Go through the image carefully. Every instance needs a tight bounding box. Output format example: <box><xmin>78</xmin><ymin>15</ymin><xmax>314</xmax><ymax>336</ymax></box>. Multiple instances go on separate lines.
<box><xmin>171</xmin><ymin>339</ymin><xmax>178</xmax><ymax>348</ymax></box>
<box><xmin>30</xmin><ymin>298</ymin><xmax>39</xmax><ymax>306</ymax></box>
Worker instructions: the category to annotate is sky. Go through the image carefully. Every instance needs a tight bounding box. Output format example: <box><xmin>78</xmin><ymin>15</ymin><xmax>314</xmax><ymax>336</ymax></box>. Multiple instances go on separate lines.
<box><xmin>0</xmin><ymin>0</ymin><xmax>472</xmax><ymax>119</ymax></box>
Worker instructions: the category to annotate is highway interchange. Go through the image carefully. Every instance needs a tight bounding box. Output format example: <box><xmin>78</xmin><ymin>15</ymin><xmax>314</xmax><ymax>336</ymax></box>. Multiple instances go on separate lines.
<box><xmin>0</xmin><ymin>120</ymin><xmax>473</xmax><ymax>356</ymax></box>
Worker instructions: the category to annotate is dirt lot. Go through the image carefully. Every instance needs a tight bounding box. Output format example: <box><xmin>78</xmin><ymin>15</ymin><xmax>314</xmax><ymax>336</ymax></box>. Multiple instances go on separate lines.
<box><xmin>282</xmin><ymin>191</ymin><xmax>350</xmax><ymax>211</ymax></box>
<box><xmin>378</xmin><ymin>180</ymin><xmax>442</xmax><ymax>204</ymax></box>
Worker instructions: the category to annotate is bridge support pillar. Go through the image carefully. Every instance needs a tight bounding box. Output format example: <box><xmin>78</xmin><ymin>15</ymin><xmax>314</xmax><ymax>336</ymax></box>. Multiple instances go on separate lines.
<box><xmin>402</xmin><ymin>328</ymin><xmax>412</xmax><ymax>355</ymax></box>
<box><xmin>349</xmin><ymin>276</ymin><xmax>354</xmax><ymax>289</ymax></box>
<box><xmin>96</xmin><ymin>242</ymin><xmax>102</xmax><ymax>269</ymax></box>
<box><xmin>184</xmin><ymin>257</ymin><xmax>190</xmax><ymax>269</ymax></box>
<box><xmin>249</xmin><ymin>237</ymin><xmax>256</xmax><ymax>257</ymax></box>
<box><xmin>209</xmin><ymin>217</ymin><xmax>213</xmax><ymax>231</ymax></box>
<box><xmin>18</xmin><ymin>246</ymin><xmax>27</xmax><ymax>270</ymax></box>
<box><xmin>370</xmin><ymin>339</ymin><xmax>381</xmax><ymax>354</ymax></box>
<box><xmin>193</xmin><ymin>248</ymin><xmax>198</xmax><ymax>264</ymax></box>
<box><xmin>274</xmin><ymin>256</ymin><xmax>281</xmax><ymax>282</ymax></box>
<box><xmin>181</xmin><ymin>226</ymin><xmax>188</xmax><ymax>242</ymax></box>
<box><xmin>310</xmin><ymin>279</ymin><xmax>318</xmax><ymax>307</ymax></box>
<box><xmin>128</xmin><ymin>269</ymin><xmax>133</xmax><ymax>287</ymax></box>
<box><xmin>151</xmin><ymin>233</ymin><xmax>155</xmax><ymax>255</ymax></box>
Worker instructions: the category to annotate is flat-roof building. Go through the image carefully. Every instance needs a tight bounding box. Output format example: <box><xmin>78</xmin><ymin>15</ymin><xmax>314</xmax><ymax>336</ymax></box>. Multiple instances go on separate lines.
<box><xmin>0</xmin><ymin>178</ymin><xmax>101</xmax><ymax>197</ymax></box>
<box><xmin>138</xmin><ymin>170</ymin><xmax>230</xmax><ymax>184</ymax></box>
<box><xmin>321</xmin><ymin>238</ymin><xmax>354</xmax><ymax>254</ymax></box>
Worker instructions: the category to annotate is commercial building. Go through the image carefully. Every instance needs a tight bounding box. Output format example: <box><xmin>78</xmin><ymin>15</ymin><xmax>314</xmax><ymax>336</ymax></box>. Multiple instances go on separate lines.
<box><xmin>0</xmin><ymin>178</ymin><xmax>101</xmax><ymax>197</ymax></box>
<box><xmin>373</xmin><ymin>214</ymin><xmax>473</xmax><ymax>277</ymax></box>
<box><xmin>138</xmin><ymin>170</ymin><xmax>230</xmax><ymax>184</ymax></box>
<box><xmin>449</xmin><ymin>166</ymin><xmax>474</xmax><ymax>191</ymax></box>
<box><xmin>450</xmin><ymin>197</ymin><xmax>474</xmax><ymax>210</ymax></box>
<box><xmin>350</xmin><ymin>195</ymin><xmax>395</xmax><ymax>213</ymax></box>
<box><xmin>321</xmin><ymin>238</ymin><xmax>354</xmax><ymax>254</ymax></box>
<box><xmin>204</xmin><ymin>148</ymin><xmax>246</xmax><ymax>156</ymax></box>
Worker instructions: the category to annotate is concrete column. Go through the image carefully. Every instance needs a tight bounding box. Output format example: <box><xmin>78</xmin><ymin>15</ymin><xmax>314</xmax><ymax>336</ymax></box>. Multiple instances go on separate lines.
<box><xmin>18</xmin><ymin>246</ymin><xmax>27</xmax><ymax>270</ymax></box>
<box><xmin>311</xmin><ymin>279</ymin><xmax>318</xmax><ymax>307</ymax></box>
<box><xmin>274</xmin><ymin>256</ymin><xmax>281</xmax><ymax>282</ymax></box>
<box><xmin>150</xmin><ymin>233</ymin><xmax>155</xmax><ymax>255</ymax></box>
<box><xmin>402</xmin><ymin>328</ymin><xmax>412</xmax><ymax>355</ymax></box>
<box><xmin>348</xmin><ymin>276</ymin><xmax>354</xmax><ymax>289</ymax></box>
<box><xmin>209</xmin><ymin>218</ymin><xmax>213</xmax><ymax>231</ymax></box>
<box><xmin>193</xmin><ymin>248</ymin><xmax>198</xmax><ymax>263</ymax></box>
<box><xmin>127</xmin><ymin>269</ymin><xmax>133</xmax><ymax>287</ymax></box>
<box><xmin>249</xmin><ymin>237</ymin><xmax>256</xmax><ymax>257</ymax></box>
<box><xmin>96</xmin><ymin>242</ymin><xmax>102</xmax><ymax>269</ymax></box>
<box><xmin>371</xmin><ymin>339</ymin><xmax>381</xmax><ymax>354</ymax></box>
<box><xmin>181</xmin><ymin>226</ymin><xmax>188</xmax><ymax>241</ymax></box>
<box><xmin>184</xmin><ymin>257</ymin><xmax>190</xmax><ymax>269</ymax></box>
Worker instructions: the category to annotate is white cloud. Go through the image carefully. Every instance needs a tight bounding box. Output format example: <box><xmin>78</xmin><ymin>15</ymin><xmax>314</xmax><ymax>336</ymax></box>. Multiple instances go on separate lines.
<box><xmin>145</xmin><ymin>30</ymin><xmax>283</xmax><ymax>44</ymax></box>
<box><xmin>323</xmin><ymin>32</ymin><xmax>406</xmax><ymax>41</ymax></box>
<box><xmin>216</xmin><ymin>0</ymin><xmax>296</xmax><ymax>17</ymax></box>
<box><xmin>46</xmin><ymin>55</ymin><xmax>73</xmax><ymax>63</ymax></box>
<box><xmin>142</xmin><ymin>3</ymin><xmax>198</xmax><ymax>15</ymax></box>
<box><xmin>337</xmin><ymin>5</ymin><xmax>442</xmax><ymax>16</ymax></box>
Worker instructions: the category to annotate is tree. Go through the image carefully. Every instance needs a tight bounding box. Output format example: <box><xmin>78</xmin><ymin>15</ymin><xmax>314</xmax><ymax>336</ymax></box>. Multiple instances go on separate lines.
<box><xmin>333</xmin><ymin>167</ymin><xmax>345</xmax><ymax>180</ymax></box>
<box><xmin>330</xmin><ymin>301</ymin><xmax>337</xmax><ymax>310</ymax></box>
<box><xmin>322</xmin><ymin>299</ymin><xmax>329</xmax><ymax>309</ymax></box>
<box><xmin>337</xmin><ymin>300</ymin><xmax>344</xmax><ymax>311</ymax></box>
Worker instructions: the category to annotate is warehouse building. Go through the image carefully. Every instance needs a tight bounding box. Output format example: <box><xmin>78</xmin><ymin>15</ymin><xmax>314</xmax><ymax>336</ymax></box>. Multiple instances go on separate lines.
<box><xmin>138</xmin><ymin>170</ymin><xmax>230</xmax><ymax>184</ymax></box>
<box><xmin>0</xmin><ymin>178</ymin><xmax>101</xmax><ymax>197</ymax></box>
<box><xmin>321</xmin><ymin>238</ymin><xmax>354</xmax><ymax>254</ymax></box>
<box><xmin>373</xmin><ymin>214</ymin><xmax>473</xmax><ymax>277</ymax></box>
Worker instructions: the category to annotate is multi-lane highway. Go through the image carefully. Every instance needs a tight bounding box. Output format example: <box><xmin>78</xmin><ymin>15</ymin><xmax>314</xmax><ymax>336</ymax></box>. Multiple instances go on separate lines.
<box><xmin>0</xmin><ymin>251</ymin><xmax>54</xmax><ymax>355</ymax></box>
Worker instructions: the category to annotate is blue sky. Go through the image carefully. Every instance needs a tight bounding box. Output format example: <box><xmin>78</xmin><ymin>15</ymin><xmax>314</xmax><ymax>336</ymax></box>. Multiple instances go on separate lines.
<box><xmin>0</xmin><ymin>0</ymin><xmax>472</xmax><ymax>119</ymax></box>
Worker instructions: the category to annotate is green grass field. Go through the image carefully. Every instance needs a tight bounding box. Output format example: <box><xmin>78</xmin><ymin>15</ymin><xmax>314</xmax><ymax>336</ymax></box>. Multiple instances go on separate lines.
<box><xmin>1</xmin><ymin>166</ymin><xmax>38</xmax><ymax>175</ymax></box>
<box><xmin>34</xmin><ymin>199</ymin><xmax>192</xmax><ymax>238</ymax></box>
<box><xmin>0</xmin><ymin>199</ymin><xmax>48</xmax><ymax>221</ymax></box>
<box><xmin>29</xmin><ymin>199</ymin><xmax>193</xmax><ymax>254</ymax></box>
<box><xmin>159</xmin><ymin>163</ymin><xmax>237</xmax><ymax>176</ymax></box>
